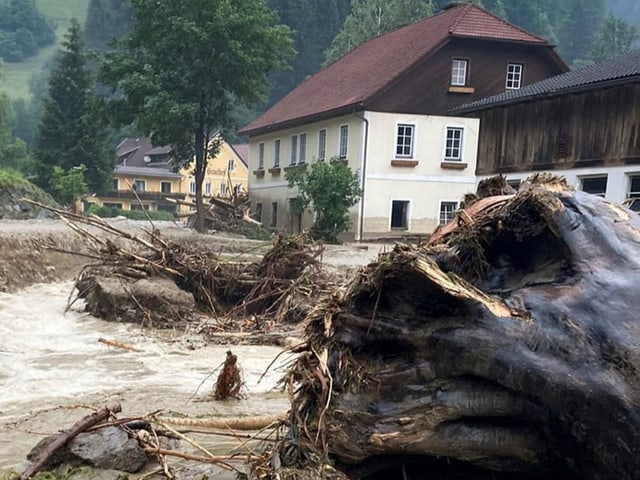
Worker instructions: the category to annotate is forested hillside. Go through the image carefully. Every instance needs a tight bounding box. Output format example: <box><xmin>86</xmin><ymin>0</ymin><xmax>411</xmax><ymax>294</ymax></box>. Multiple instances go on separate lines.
<box><xmin>609</xmin><ymin>0</ymin><xmax>640</xmax><ymax>26</ymax></box>
<box><xmin>0</xmin><ymin>0</ymin><xmax>55</xmax><ymax>62</ymax></box>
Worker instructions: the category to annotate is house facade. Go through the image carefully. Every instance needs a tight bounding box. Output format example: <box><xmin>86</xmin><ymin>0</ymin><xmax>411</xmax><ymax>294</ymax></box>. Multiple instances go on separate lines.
<box><xmin>87</xmin><ymin>136</ymin><xmax>249</xmax><ymax>214</ymax></box>
<box><xmin>454</xmin><ymin>50</ymin><xmax>640</xmax><ymax>207</ymax></box>
<box><xmin>240</xmin><ymin>3</ymin><xmax>568</xmax><ymax>240</ymax></box>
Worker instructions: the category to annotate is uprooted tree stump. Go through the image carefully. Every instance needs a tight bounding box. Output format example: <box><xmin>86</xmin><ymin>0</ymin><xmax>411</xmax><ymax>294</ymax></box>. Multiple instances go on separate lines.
<box><xmin>264</xmin><ymin>176</ymin><xmax>640</xmax><ymax>480</ymax></box>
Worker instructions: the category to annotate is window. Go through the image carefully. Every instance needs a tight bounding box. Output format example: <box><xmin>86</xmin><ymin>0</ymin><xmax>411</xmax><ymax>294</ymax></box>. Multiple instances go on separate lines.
<box><xmin>111</xmin><ymin>178</ymin><xmax>118</xmax><ymax>190</ymax></box>
<box><xmin>160</xmin><ymin>181</ymin><xmax>172</xmax><ymax>194</ymax></box>
<box><xmin>234</xmin><ymin>184</ymin><xmax>242</xmax><ymax>195</ymax></box>
<box><xmin>204</xmin><ymin>182</ymin><xmax>211</xmax><ymax>196</ymax></box>
<box><xmin>396</xmin><ymin>124</ymin><xmax>415</xmax><ymax>158</ymax></box>
<box><xmin>290</xmin><ymin>135</ymin><xmax>298</xmax><ymax>165</ymax></box>
<box><xmin>627</xmin><ymin>176</ymin><xmax>640</xmax><ymax>211</ymax></box>
<box><xmin>318</xmin><ymin>129</ymin><xmax>326</xmax><ymax>161</ymax></box>
<box><xmin>444</xmin><ymin>127</ymin><xmax>464</xmax><ymax>161</ymax></box>
<box><xmin>103</xmin><ymin>202</ymin><xmax>123</xmax><ymax>210</ymax></box>
<box><xmin>506</xmin><ymin>63</ymin><xmax>523</xmax><ymax>89</ymax></box>
<box><xmin>189</xmin><ymin>181</ymin><xmax>196</xmax><ymax>194</ymax></box>
<box><xmin>131</xmin><ymin>204</ymin><xmax>150</xmax><ymax>211</ymax></box>
<box><xmin>133</xmin><ymin>180</ymin><xmax>146</xmax><ymax>192</ymax></box>
<box><xmin>254</xmin><ymin>202</ymin><xmax>263</xmax><ymax>223</ymax></box>
<box><xmin>390</xmin><ymin>200</ymin><xmax>410</xmax><ymax>230</ymax></box>
<box><xmin>339</xmin><ymin>125</ymin><xmax>349</xmax><ymax>159</ymax></box>
<box><xmin>258</xmin><ymin>143</ymin><xmax>265</xmax><ymax>169</ymax></box>
<box><xmin>439</xmin><ymin>201</ymin><xmax>458</xmax><ymax>225</ymax></box>
<box><xmin>299</xmin><ymin>133</ymin><xmax>307</xmax><ymax>164</ymax></box>
<box><xmin>451</xmin><ymin>58</ymin><xmax>468</xmax><ymax>86</ymax></box>
<box><xmin>220</xmin><ymin>183</ymin><xmax>227</xmax><ymax>196</ymax></box>
<box><xmin>270</xmin><ymin>202</ymin><xmax>278</xmax><ymax>228</ymax></box>
<box><xmin>274</xmin><ymin>139</ymin><xmax>281</xmax><ymax>167</ymax></box>
<box><xmin>506</xmin><ymin>179</ymin><xmax>521</xmax><ymax>191</ymax></box>
<box><xmin>227</xmin><ymin>159</ymin><xmax>235</xmax><ymax>171</ymax></box>
<box><xmin>580</xmin><ymin>176</ymin><xmax>607</xmax><ymax>197</ymax></box>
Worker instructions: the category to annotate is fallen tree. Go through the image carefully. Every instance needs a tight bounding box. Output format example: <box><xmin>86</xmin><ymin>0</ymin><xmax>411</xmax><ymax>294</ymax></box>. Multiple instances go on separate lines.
<box><xmin>257</xmin><ymin>175</ymin><xmax>640</xmax><ymax>479</ymax></box>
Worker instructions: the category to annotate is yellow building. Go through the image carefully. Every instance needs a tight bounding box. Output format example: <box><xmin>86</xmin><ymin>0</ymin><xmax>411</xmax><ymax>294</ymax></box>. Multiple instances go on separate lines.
<box><xmin>86</xmin><ymin>137</ymin><xmax>249</xmax><ymax>214</ymax></box>
<box><xmin>180</xmin><ymin>138</ymin><xmax>249</xmax><ymax>209</ymax></box>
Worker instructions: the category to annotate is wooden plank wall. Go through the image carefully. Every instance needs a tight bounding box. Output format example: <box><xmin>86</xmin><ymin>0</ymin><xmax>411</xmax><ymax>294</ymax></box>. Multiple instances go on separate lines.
<box><xmin>475</xmin><ymin>82</ymin><xmax>640</xmax><ymax>175</ymax></box>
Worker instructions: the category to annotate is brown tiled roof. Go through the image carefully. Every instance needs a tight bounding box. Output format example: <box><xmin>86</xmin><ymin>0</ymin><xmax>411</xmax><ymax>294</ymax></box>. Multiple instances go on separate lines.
<box><xmin>231</xmin><ymin>144</ymin><xmax>250</xmax><ymax>167</ymax></box>
<box><xmin>240</xmin><ymin>3</ymin><xmax>550</xmax><ymax>136</ymax></box>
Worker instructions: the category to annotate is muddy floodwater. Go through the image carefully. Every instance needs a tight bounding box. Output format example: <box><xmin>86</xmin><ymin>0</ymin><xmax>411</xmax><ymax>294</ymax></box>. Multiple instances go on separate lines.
<box><xmin>0</xmin><ymin>282</ymin><xmax>291</xmax><ymax>471</ymax></box>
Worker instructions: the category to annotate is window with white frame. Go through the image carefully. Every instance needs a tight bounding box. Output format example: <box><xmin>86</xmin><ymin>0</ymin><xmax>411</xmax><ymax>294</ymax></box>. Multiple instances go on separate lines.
<box><xmin>220</xmin><ymin>182</ymin><xmax>227</xmax><ymax>196</ymax></box>
<box><xmin>227</xmin><ymin>159</ymin><xmax>235</xmax><ymax>171</ymax></box>
<box><xmin>299</xmin><ymin>133</ymin><xmax>307</xmax><ymax>164</ymax></box>
<box><xmin>444</xmin><ymin>127</ymin><xmax>464</xmax><ymax>161</ymax></box>
<box><xmin>390</xmin><ymin>200</ymin><xmax>410</xmax><ymax>229</ymax></box>
<box><xmin>274</xmin><ymin>139</ymin><xmax>281</xmax><ymax>167</ymax></box>
<box><xmin>204</xmin><ymin>182</ymin><xmax>211</xmax><ymax>196</ymax></box>
<box><xmin>290</xmin><ymin>135</ymin><xmax>298</xmax><ymax>165</ymax></box>
<box><xmin>439</xmin><ymin>201</ymin><xmax>458</xmax><ymax>225</ymax></box>
<box><xmin>396</xmin><ymin>124</ymin><xmax>414</xmax><ymax>158</ymax></box>
<box><xmin>451</xmin><ymin>58</ymin><xmax>468</xmax><ymax>86</ymax></box>
<box><xmin>133</xmin><ymin>179</ymin><xmax>146</xmax><ymax>192</ymax></box>
<box><xmin>339</xmin><ymin>125</ymin><xmax>349</xmax><ymax>159</ymax></box>
<box><xmin>161</xmin><ymin>181</ymin><xmax>172</xmax><ymax>194</ymax></box>
<box><xmin>258</xmin><ymin>142</ymin><xmax>265</xmax><ymax>169</ymax></box>
<box><xmin>580</xmin><ymin>175</ymin><xmax>607</xmax><ymax>197</ymax></box>
<box><xmin>318</xmin><ymin>129</ymin><xmax>326</xmax><ymax>161</ymax></box>
<box><xmin>506</xmin><ymin>63</ymin><xmax>523</xmax><ymax>89</ymax></box>
<box><xmin>627</xmin><ymin>175</ymin><xmax>640</xmax><ymax>211</ymax></box>
<box><xmin>189</xmin><ymin>181</ymin><xmax>196</xmax><ymax>194</ymax></box>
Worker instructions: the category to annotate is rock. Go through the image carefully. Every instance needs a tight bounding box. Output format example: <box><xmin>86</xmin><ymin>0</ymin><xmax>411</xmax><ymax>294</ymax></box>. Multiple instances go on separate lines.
<box><xmin>27</xmin><ymin>426</ymin><xmax>147</xmax><ymax>473</ymax></box>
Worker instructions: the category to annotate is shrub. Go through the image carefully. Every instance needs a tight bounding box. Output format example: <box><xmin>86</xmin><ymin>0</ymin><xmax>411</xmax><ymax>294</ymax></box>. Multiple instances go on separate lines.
<box><xmin>87</xmin><ymin>204</ymin><xmax>175</xmax><ymax>221</ymax></box>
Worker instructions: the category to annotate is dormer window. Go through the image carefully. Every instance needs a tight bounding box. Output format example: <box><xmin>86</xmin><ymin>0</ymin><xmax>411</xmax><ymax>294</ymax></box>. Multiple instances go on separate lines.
<box><xmin>451</xmin><ymin>58</ymin><xmax>468</xmax><ymax>86</ymax></box>
<box><xmin>506</xmin><ymin>63</ymin><xmax>523</xmax><ymax>89</ymax></box>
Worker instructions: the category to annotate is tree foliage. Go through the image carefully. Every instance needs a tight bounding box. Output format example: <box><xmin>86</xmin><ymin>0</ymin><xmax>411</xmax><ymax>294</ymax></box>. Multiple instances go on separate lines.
<box><xmin>84</xmin><ymin>0</ymin><xmax>133</xmax><ymax>52</ymax></box>
<box><xmin>50</xmin><ymin>164</ymin><xmax>88</xmax><ymax>205</ymax></box>
<box><xmin>33</xmin><ymin>19</ymin><xmax>114</xmax><ymax>195</ymax></box>
<box><xmin>0</xmin><ymin>92</ymin><xmax>29</xmax><ymax>172</ymax></box>
<box><xmin>324</xmin><ymin>0</ymin><xmax>434</xmax><ymax>65</ymax></box>
<box><xmin>99</xmin><ymin>0</ymin><xmax>294</xmax><ymax>232</ymax></box>
<box><xmin>590</xmin><ymin>12</ymin><xmax>639</xmax><ymax>62</ymax></box>
<box><xmin>0</xmin><ymin>0</ymin><xmax>55</xmax><ymax>62</ymax></box>
<box><xmin>285</xmin><ymin>160</ymin><xmax>362</xmax><ymax>243</ymax></box>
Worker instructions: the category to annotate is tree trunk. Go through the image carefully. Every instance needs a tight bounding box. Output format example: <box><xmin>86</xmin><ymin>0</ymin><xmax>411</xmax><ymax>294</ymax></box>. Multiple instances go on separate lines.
<box><xmin>280</xmin><ymin>176</ymin><xmax>640</xmax><ymax>480</ymax></box>
<box><xmin>194</xmin><ymin>128</ymin><xmax>206</xmax><ymax>233</ymax></box>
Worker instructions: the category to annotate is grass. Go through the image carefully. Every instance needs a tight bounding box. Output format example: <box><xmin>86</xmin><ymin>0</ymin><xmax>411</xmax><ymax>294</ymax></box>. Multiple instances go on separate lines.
<box><xmin>0</xmin><ymin>0</ymin><xmax>90</xmax><ymax>99</ymax></box>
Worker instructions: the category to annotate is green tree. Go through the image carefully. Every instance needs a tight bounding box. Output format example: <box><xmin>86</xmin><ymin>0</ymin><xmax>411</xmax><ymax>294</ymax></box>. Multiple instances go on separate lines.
<box><xmin>33</xmin><ymin>19</ymin><xmax>115</xmax><ymax>195</ymax></box>
<box><xmin>50</xmin><ymin>164</ymin><xmax>88</xmax><ymax>206</ymax></box>
<box><xmin>590</xmin><ymin>12</ymin><xmax>639</xmax><ymax>62</ymax></box>
<box><xmin>84</xmin><ymin>0</ymin><xmax>133</xmax><ymax>52</ymax></box>
<box><xmin>285</xmin><ymin>160</ymin><xmax>362</xmax><ymax>243</ymax></box>
<box><xmin>324</xmin><ymin>0</ymin><xmax>434</xmax><ymax>65</ymax></box>
<box><xmin>0</xmin><ymin>0</ymin><xmax>55</xmax><ymax>61</ymax></box>
<box><xmin>99</xmin><ymin>0</ymin><xmax>294</xmax><ymax>232</ymax></box>
<box><xmin>0</xmin><ymin>92</ymin><xmax>29</xmax><ymax>172</ymax></box>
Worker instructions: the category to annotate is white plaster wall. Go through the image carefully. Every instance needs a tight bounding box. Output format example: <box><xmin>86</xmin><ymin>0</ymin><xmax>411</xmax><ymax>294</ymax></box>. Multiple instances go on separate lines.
<box><xmin>359</xmin><ymin>112</ymin><xmax>479</xmax><ymax>238</ymax></box>
<box><xmin>483</xmin><ymin>165</ymin><xmax>640</xmax><ymax>204</ymax></box>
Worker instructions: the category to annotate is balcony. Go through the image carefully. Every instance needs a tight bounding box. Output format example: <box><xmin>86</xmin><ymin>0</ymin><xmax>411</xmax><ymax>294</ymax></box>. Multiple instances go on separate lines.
<box><xmin>104</xmin><ymin>190</ymin><xmax>186</xmax><ymax>201</ymax></box>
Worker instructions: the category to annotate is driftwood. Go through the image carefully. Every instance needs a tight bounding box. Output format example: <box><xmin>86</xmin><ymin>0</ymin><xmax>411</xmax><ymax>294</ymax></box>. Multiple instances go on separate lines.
<box><xmin>158</xmin><ymin>413</ymin><xmax>284</xmax><ymax>430</ymax></box>
<box><xmin>21</xmin><ymin>402</ymin><xmax>122</xmax><ymax>480</ymax></box>
<box><xmin>259</xmin><ymin>175</ymin><xmax>640</xmax><ymax>480</ymax></box>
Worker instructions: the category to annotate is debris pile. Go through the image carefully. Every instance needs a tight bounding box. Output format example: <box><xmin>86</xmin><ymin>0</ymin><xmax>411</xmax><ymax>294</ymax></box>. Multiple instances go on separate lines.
<box><xmin>255</xmin><ymin>175</ymin><xmax>640</xmax><ymax>480</ymax></box>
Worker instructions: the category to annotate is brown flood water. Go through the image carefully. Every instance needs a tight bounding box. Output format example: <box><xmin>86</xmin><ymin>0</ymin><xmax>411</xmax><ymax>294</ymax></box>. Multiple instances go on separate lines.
<box><xmin>0</xmin><ymin>282</ymin><xmax>291</xmax><ymax>471</ymax></box>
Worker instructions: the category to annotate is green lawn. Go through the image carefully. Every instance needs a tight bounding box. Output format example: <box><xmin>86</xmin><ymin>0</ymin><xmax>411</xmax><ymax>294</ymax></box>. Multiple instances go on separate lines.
<box><xmin>0</xmin><ymin>0</ymin><xmax>90</xmax><ymax>99</ymax></box>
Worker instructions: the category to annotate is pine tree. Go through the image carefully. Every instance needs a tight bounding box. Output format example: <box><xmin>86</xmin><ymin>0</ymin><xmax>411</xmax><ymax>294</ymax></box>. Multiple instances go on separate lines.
<box><xmin>590</xmin><ymin>12</ymin><xmax>639</xmax><ymax>62</ymax></box>
<box><xmin>33</xmin><ymin>19</ymin><xmax>114</xmax><ymax>196</ymax></box>
<box><xmin>84</xmin><ymin>0</ymin><xmax>133</xmax><ymax>52</ymax></box>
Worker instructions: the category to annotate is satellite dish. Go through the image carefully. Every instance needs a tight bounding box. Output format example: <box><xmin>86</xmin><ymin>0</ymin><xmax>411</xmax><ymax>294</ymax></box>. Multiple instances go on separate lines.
<box><xmin>144</xmin><ymin>155</ymin><xmax>151</xmax><ymax>163</ymax></box>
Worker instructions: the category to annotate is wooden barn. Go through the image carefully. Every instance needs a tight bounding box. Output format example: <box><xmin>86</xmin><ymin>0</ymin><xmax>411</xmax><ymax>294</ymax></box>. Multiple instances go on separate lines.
<box><xmin>454</xmin><ymin>50</ymin><xmax>640</xmax><ymax>206</ymax></box>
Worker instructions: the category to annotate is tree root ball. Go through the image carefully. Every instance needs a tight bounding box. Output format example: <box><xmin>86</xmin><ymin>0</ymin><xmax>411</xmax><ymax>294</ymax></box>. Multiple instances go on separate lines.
<box><xmin>277</xmin><ymin>177</ymin><xmax>640</xmax><ymax>480</ymax></box>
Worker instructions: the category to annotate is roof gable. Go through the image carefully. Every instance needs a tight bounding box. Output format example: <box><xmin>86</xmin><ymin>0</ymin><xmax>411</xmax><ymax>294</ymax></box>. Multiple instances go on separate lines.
<box><xmin>455</xmin><ymin>49</ymin><xmax>640</xmax><ymax>112</ymax></box>
<box><xmin>240</xmin><ymin>3</ymin><xmax>552</xmax><ymax>136</ymax></box>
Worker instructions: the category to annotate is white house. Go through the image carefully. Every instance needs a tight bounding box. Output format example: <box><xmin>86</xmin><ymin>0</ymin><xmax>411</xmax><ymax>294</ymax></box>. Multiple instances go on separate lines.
<box><xmin>239</xmin><ymin>3</ymin><xmax>567</xmax><ymax>240</ymax></box>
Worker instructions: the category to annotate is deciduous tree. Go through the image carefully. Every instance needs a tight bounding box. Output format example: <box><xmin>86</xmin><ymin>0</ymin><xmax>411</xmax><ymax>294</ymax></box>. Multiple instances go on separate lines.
<box><xmin>324</xmin><ymin>0</ymin><xmax>434</xmax><ymax>65</ymax></box>
<box><xmin>590</xmin><ymin>12</ymin><xmax>639</xmax><ymax>62</ymax></box>
<box><xmin>285</xmin><ymin>160</ymin><xmax>362</xmax><ymax>243</ymax></box>
<box><xmin>99</xmin><ymin>0</ymin><xmax>294</xmax><ymax>232</ymax></box>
